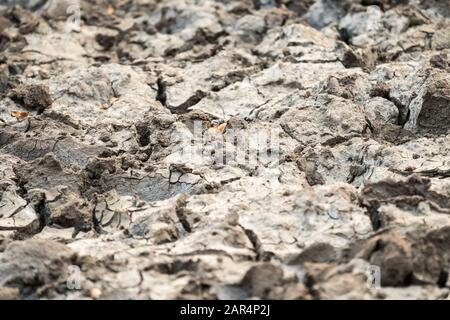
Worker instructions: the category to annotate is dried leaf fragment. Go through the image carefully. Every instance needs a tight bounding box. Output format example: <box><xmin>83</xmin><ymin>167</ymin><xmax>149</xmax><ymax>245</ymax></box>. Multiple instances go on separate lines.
<box><xmin>106</xmin><ymin>5</ymin><xmax>115</xmax><ymax>16</ymax></box>
<box><xmin>217</xmin><ymin>122</ymin><xmax>227</xmax><ymax>133</ymax></box>
<box><xmin>208</xmin><ymin>122</ymin><xmax>227</xmax><ymax>134</ymax></box>
<box><xmin>10</xmin><ymin>111</ymin><xmax>29</xmax><ymax>120</ymax></box>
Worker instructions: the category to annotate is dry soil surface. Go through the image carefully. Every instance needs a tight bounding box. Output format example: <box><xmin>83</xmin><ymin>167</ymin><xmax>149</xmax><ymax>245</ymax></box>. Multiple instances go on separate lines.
<box><xmin>0</xmin><ymin>0</ymin><xmax>449</xmax><ymax>300</ymax></box>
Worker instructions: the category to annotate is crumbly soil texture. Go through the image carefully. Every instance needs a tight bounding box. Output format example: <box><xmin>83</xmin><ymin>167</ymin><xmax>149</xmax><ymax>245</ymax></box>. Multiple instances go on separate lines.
<box><xmin>0</xmin><ymin>0</ymin><xmax>449</xmax><ymax>300</ymax></box>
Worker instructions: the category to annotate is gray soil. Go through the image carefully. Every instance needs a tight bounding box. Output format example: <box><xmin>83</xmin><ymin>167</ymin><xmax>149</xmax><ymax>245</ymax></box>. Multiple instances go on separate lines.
<box><xmin>0</xmin><ymin>0</ymin><xmax>449</xmax><ymax>300</ymax></box>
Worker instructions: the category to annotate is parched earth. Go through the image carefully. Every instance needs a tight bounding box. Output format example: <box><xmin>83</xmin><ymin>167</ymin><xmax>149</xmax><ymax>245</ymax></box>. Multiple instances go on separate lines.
<box><xmin>0</xmin><ymin>0</ymin><xmax>449</xmax><ymax>300</ymax></box>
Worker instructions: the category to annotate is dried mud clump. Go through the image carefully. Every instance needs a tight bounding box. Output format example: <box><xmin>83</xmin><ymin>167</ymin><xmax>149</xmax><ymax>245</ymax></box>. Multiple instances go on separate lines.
<box><xmin>417</xmin><ymin>77</ymin><xmax>450</xmax><ymax>133</ymax></box>
<box><xmin>0</xmin><ymin>0</ymin><xmax>449</xmax><ymax>300</ymax></box>
<box><xmin>10</xmin><ymin>83</ymin><xmax>52</xmax><ymax>112</ymax></box>
<box><xmin>0</xmin><ymin>240</ymin><xmax>76</xmax><ymax>298</ymax></box>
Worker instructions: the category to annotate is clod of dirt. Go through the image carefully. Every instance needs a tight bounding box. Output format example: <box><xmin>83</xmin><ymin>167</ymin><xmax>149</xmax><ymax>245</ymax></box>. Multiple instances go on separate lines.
<box><xmin>9</xmin><ymin>83</ymin><xmax>52</xmax><ymax>113</ymax></box>
<box><xmin>360</xmin><ymin>175</ymin><xmax>450</xmax><ymax>229</ymax></box>
<box><xmin>417</xmin><ymin>76</ymin><xmax>450</xmax><ymax>133</ymax></box>
<box><xmin>430</xmin><ymin>53</ymin><xmax>449</xmax><ymax>70</ymax></box>
<box><xmin>289</xmin><ymin>243</ymin><xmax>339</xmax><ymax>265</ymax></box>
<box><xmin>349</xmin><ymin>227</ymin><xmax>450</xmax><ymax>287</ymax></box>
<box><xmin>0</xmin><ymin>239</ymin><xmax>75</xmax><ymax>298</ymax></box>
<box><xmin>240</xmin><ymin>263</ymin><xmax>284</xmax><ymax>298</ymax></box>
<box><xmin>4</xmin><ymin>4</ymin><xmax>39</xmax><ymax>34</ymax></box>
<box><xmin>372</xmin><ymin>124</ymin><xmax>415</xmax><ymax>145</ymax></box>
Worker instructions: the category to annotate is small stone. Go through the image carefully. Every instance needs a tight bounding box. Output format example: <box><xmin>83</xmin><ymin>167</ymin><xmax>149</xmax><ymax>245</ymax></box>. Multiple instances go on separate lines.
<box><xmin>90</xmin><ymin>288</ymin><xmax>102</xmax><ymax>300</ymax></box>
<box><xmin>364</xmin><ymin>97</ymin><xmax>399</xmax><ymax>125</ymax></box>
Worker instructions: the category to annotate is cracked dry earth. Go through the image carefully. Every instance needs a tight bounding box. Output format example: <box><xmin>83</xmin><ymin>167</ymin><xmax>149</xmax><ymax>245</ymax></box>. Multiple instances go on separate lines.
<box><xmin>0</xmin><ymin>0</ymin><xmax>449</xmax><ymax>300</ymax></box>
